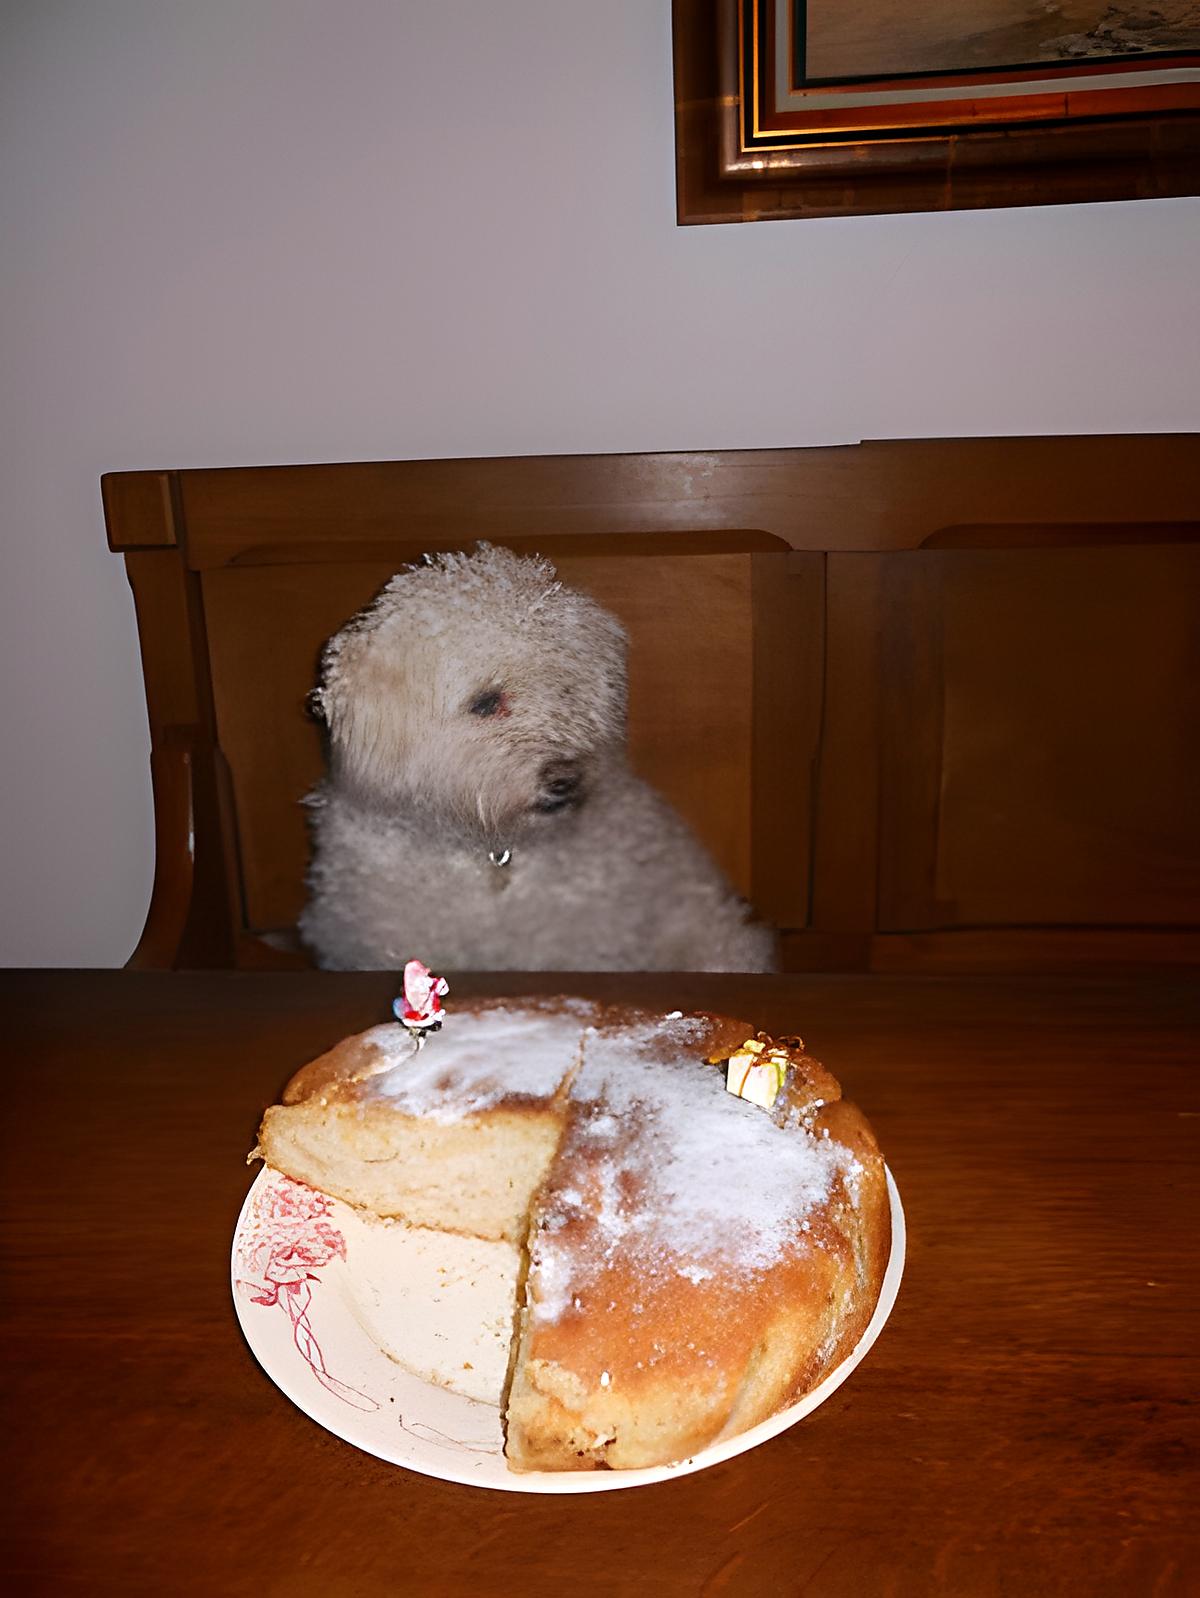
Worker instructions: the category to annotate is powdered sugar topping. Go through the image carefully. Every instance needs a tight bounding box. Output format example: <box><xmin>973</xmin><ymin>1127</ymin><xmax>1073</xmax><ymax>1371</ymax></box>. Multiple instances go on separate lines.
<box><xmin>363</xmin><ymin>1003</ymin><xmax>589</xmax><ymax>1122</ymax></box>
<box><xmin>529</xmin><ymin>1014</ymin><xmax>852</xmax><ymax>1322</ymax></box>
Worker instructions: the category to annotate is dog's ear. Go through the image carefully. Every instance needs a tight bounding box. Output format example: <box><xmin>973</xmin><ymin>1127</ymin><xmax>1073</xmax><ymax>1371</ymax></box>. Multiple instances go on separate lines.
<box><xmin>310</xmin><ymin>623</ymin><xmax>362</xmax><ymax>732</ymax></box>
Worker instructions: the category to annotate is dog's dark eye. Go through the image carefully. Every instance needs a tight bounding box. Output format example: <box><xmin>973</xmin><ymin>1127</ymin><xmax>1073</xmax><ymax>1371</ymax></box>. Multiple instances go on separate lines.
<box><xmin>469</xmin><ymin>690</ymin><xmax>504</xmax><ymax>718</ymax></box>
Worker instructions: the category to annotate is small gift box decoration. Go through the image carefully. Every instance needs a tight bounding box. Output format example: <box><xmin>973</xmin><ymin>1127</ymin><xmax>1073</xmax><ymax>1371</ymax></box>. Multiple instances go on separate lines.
<box><xmin>724</xmin><ymin>1034</ymin><xmax>797</xmax><ymax>1111</ymax></box>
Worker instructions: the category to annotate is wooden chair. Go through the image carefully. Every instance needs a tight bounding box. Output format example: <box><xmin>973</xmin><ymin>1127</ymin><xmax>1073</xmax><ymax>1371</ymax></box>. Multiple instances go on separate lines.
<box><xmin>104</xmin><ymin>438</ymin><xmax>1200</xmax><ymax>971</ymax></box>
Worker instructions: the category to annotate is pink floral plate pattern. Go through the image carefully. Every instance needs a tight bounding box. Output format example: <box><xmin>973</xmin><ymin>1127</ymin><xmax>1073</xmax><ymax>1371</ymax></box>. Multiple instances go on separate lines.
<box><xmin>235</xmin><ymin>1177</ymin><xmax>377</xmax><ymax>1412</ymax></box>
<box><xmin>231</xmin><ymin>1167</ymin><xmax>905</xmax><ymax>1494</ymax></box>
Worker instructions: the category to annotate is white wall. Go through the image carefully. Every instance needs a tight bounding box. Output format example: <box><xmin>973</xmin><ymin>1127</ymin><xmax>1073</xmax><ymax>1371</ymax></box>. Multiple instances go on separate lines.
<box><xmin>1</xmin><ymin>0</ymin><xmax>1197</xmax><ymax>966</ymax></box>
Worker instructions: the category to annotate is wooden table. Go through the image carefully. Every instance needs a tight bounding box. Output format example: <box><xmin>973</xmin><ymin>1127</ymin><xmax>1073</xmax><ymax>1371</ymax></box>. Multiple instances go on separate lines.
<box><xmin>2</xmin><ymin>971</ymin><xmax>1196</xmax><ymax>1596</ymax></box>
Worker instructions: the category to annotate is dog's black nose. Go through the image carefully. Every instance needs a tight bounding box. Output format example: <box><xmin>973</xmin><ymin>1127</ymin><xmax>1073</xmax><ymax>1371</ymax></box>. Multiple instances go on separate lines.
<box><xmin>535</xmin><ymin>762</ymin><xmax>583</xmax><ymax>813</ymax></box>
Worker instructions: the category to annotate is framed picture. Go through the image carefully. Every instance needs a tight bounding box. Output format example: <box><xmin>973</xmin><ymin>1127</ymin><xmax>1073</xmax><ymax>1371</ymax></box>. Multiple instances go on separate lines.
<box><xmin>674</xmin><ymin>0</ymin><xmax>1200</xmax><ymax>220</ymax></box>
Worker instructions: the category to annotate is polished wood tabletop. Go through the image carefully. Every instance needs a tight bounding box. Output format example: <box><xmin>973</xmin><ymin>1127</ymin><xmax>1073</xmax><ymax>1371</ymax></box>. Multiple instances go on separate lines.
<box><xmin>2</xmin><ymin>970</ymin><xmax>1196</xmax><ymax>1597</ymax></box>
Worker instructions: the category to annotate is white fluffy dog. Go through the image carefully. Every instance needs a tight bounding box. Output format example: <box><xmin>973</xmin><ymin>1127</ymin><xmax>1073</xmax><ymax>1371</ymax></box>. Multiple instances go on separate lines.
<box><xmin>299</xmin><ymin>545</ymin><xmax>776</xmax><ymax>972</ymax></box>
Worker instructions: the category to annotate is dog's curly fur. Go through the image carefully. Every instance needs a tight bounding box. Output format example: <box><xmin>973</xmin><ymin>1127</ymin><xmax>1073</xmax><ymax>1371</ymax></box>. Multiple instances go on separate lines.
<box><xmin>299</xmin><ymin>545</ymin><xmax>776</xmax><ymax>972</ymax></box>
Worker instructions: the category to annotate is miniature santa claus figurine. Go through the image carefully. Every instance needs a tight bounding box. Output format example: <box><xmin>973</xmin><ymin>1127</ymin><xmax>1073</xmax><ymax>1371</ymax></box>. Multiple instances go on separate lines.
<box><xmin>393</xmin><ymin>958</ymin><xmax>449</xmax><ymax>1042</ymax></box>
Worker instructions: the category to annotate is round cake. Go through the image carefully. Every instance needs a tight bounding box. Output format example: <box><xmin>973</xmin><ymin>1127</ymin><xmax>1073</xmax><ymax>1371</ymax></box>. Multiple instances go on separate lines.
<box><xmin>255</xmin><ymin>997</ymin><xmax>890</xmax><ymax>1472</ymax></box>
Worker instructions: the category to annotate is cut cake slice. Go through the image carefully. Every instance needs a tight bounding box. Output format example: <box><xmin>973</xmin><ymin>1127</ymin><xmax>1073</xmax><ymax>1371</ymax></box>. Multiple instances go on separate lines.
<box><xmin>256</xmin><ymin>998</ymin><xmax>595</xmax><ymax>1243</ymax></box>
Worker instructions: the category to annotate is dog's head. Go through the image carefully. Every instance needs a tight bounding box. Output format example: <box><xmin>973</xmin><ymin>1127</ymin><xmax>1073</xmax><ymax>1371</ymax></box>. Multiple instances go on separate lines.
<box><xmin>313</xmin><ymin>545</ymin><xmax>628</xmax><ymax>839</ymax></box>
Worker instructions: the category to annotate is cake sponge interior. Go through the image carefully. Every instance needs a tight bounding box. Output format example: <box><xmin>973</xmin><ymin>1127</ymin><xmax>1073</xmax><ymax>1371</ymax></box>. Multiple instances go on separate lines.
<box><xmin>258</xmin><ymin>1099</ymin><xmax>566</xmax><ymax>1244</ymax></box>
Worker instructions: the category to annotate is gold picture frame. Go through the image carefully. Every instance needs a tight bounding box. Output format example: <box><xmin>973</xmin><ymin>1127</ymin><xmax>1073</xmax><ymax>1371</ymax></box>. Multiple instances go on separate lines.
<box><xmin>674</xmin><ymin>0</ymin><xmax>1200</xmax><ymax>220</ymax></box>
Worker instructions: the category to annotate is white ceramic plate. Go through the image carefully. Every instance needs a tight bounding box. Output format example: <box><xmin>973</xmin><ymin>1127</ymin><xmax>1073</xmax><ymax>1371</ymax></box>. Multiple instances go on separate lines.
<box><xmin>232</xmin><ymin>1165</ymin><xmax>905</xmax><ymax>1493</ymax></box>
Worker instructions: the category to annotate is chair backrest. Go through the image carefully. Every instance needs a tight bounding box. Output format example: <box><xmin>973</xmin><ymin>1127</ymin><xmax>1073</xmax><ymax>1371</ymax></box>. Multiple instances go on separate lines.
<box><xmin>105</xmin><ymin>438</ymin><xmax>1200</xmax><ymax>971</ymax></box>
<box><xmin>104</xmin><ymin>462</ymin><xmax>816</xmax><ymax>965</ymax></box>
